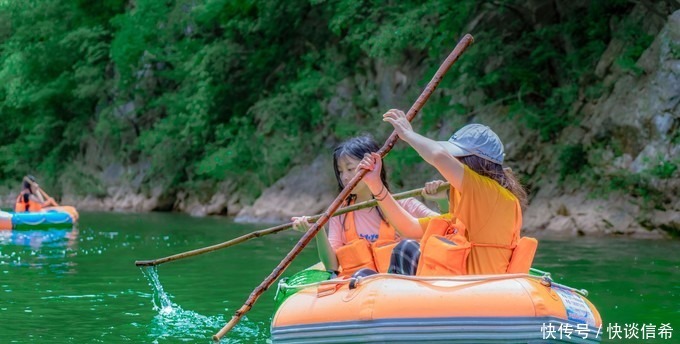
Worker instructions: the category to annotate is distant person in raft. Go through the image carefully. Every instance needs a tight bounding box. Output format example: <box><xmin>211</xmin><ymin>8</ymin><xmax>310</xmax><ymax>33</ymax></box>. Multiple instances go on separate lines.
<box><xmin>15</xmin><ymin>176</ymin><xmax>58</xmax><ymax>212</ymax></box>
<box><xmin>357</xmin><ymin>110</ymin><xmax>528</xmax><ymax>277</ymax></box>
<box><xmin>291</xmin><ymin>135</ymin><xmax>439</xmax><ymax>277</ymax></box>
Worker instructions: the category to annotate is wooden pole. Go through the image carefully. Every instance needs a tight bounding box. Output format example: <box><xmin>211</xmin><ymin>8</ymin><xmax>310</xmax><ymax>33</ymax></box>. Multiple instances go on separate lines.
<box><xmin>212</xmin><ymin>34</ymin><xmax>473</xmax><ymax>342</ymax></box>
<box><xmin>134</xmin><ymin>183</ymin><xmax>449</xmax><ymax>267</ymax></box>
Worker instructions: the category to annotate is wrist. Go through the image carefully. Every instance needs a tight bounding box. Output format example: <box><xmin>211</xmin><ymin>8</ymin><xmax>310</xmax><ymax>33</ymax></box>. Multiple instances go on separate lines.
<box><xmin>372</xmin><ymin>184</ymin><xmax>389</xmax><ymax>201</ymax></box>
<box><xmin>367</xmin><ymin>182</ymin><xmax>384</xmax><ymax>195</ymax></box>
<box><xmin>399</xmin><ymin>130</ymin><xmax>416</xmax><ymax>143</ymax></box>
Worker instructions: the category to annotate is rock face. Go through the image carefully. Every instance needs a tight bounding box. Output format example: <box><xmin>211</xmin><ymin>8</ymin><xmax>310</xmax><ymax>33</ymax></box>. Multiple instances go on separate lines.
<box><xmin>521</xmin><ymin>8</ymin><xmax>680</xmax><ymax>238</ymax></box>
<box><xmin>234</xmin><ymin>155</ymin><xmax>338</xmax><ymax>223</ymax></box>
<box><xmin>522</xmin><ymin>190</ymin><xmax>670</xmax><ymax>239</ymax></box>
<box><xmin>59</xmin><ymin>187</ymin><xmax>162</xmax><ymax>212</ymax></box>
<box><xmin>174</xmin><ymin>191</ymin><xmax>240</xmax><ymax>218</ymax></box>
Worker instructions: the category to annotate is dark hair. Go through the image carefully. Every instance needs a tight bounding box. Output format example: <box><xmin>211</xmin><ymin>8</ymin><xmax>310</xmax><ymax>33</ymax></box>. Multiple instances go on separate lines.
<box><xmin>459</xmin><ymin>155</ymin><xmax>528</xmax><ymax>209</ymax></box>
<box><xmin>333</xmin><ymin>135</ymin><xmax>390</xmax><ymax>195</ymax></box>
<box><xmin>332</xmin><ymin>135</ymin><xmax>390</xmax><ymax>225</ymax></box>
<box><xmin>21</xmin><ymin>182</ymin><xmax>31</xmax><ymax>212</ymax></box>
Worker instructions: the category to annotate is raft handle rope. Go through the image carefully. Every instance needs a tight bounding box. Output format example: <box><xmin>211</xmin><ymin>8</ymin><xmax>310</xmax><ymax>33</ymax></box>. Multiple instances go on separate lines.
<box><xmin>278</xmin><ymin>272</ymin><xmax>589</xmax><ymax>297</ymax></box>
<box><xmin>538</xmin><ymin>274</ymin><xmax>589</xmax><ymax>297</ymax></box>
<box><xmin>529</xmin><ymin>267</ymin><xmax>551</xmax><ymax>278</ymax></box>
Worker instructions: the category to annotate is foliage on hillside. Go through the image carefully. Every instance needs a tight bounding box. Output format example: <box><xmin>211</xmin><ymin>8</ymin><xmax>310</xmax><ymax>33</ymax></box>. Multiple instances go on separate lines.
<box><xmin>1</xmin><ymin>0</ymin><xmax>673</xmax><ymax>205</ymax></box>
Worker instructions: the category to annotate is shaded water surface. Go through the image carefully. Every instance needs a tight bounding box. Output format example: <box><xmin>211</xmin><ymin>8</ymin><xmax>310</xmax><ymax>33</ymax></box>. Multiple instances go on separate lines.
<box><xmin>0</xmin><ymin>211</ymin><xmax>678</xmax><ymax>343</ymax></box>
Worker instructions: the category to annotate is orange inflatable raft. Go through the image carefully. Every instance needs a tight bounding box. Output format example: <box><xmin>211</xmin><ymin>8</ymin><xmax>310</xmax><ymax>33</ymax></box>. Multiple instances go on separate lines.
<box><xmin>271</xmin><ymin>270</ymin><xmax>602</xmax><ymax>343</ymax></box>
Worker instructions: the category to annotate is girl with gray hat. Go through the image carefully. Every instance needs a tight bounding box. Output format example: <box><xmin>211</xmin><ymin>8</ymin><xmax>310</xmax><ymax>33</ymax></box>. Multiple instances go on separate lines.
<box><xmin>357</xmin><ymin>109</ymin><xmax>527</xmax><ymax>276</ymax></box>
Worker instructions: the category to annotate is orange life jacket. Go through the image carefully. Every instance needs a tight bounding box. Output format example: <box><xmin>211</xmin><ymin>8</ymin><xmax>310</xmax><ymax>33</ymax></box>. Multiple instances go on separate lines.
<box><xmin>15</xmin><ymin>191</ymin><xmax>43</xmax><ymax>212</ymax></box>
<box><xmin>416</xmin><ymin>189</ymin><xmax>537</xmax><ymax>276</ymax></box>
<box><xmin>335</xmin><ymin>207</ymin><xmax>398</xmax><ymax>277</ymax></box>
<box><xmin>416</xmin><ymin>214</ymin><xmax>471</xmax><ymax>276</ymax></box>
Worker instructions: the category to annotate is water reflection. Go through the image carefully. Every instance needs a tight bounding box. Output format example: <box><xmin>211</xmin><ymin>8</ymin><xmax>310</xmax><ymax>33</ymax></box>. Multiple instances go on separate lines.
<box><xmin>0</xmin><ymin>228</ymin><xmax>79</xmax><ymax>250</ymax></box>
<box><xmin>0</xmin><ymin>228</ymin><xmax>79</xmax><ymax>275</ymax></box>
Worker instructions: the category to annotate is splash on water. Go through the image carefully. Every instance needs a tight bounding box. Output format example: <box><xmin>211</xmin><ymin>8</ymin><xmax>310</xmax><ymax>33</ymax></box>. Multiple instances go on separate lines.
<box><xmin>142</xmin><ymin>266</ymin><xmax>175</xmax><ymax>315</ymax></box>
<box><xmin>140</xmin><ymin>266</ymin><xmax>266</xmax><ymax>342</ymax></box>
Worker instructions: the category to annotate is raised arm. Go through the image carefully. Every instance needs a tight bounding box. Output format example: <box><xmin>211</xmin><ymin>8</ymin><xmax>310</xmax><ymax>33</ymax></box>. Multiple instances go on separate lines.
<box><xmin>31</xmin><ymin>184</ymin><xmax>48</xmax><ymax>203</ymax></box>
<box><xmin>358</xmin><ymin>153</ymin><xmax>423</xmax><ymax>239</ymax></box>
<box><xmin>383</xmin><ymin>109</ymin><xmax>465</xmax><ymax>191</ymax></box>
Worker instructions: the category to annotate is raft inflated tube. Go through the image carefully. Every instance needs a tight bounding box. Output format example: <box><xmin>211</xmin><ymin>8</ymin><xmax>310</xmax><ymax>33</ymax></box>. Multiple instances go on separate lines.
<box><xmin>1</xmin><ymin>206</ymin><xmax>79</xmax><ymax>230</ymax></box>
<box><xmin>271</xmin><ymin>273</ymin><xmax>602</xmax><ymax>343</ymax></box>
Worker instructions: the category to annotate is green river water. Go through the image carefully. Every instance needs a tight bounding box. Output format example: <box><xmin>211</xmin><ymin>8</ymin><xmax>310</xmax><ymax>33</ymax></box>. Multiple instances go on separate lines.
<box><xmin>0</xmin><ymin>211</ymin><xmax>678</xmax><ymax>343</ymax></box>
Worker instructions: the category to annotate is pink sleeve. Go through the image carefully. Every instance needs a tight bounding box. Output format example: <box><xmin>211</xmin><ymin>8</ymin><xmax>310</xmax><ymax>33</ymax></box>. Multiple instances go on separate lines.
<box><xmin>327</xmin><ymin>217</ymin><xmax>345</xmax><ymax>251</ymax></box>
<box><xmin>398</xmin><ymin>198</ymin><xmax>439</xmax><ymax>218</ymax></box>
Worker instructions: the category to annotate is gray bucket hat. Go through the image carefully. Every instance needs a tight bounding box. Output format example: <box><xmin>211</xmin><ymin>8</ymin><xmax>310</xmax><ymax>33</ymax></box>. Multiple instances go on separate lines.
<box><xmin>438</xmin><ymin>124</ymin><xmax>505</xmax><ymax>164</ymax></box>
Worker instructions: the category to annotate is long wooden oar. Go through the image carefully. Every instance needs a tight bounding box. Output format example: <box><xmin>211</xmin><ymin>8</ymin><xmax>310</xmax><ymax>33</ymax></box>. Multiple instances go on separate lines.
<box><xmin>213</xmin><ymin>34</ymin><xmax>474</xmax><ymax>342</ymax></box>
<box><xmin>134</xmin><ymin>182</ymin><xmax>450</xmax><ymax>267</ymax></box>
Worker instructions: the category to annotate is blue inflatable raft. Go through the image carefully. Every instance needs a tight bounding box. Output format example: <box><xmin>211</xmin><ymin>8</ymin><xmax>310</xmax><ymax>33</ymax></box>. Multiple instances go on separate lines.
<box><xmin>0</xmin><ymin>206</ymin><xmax>78</xmax><ymax>230</ymax></box>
